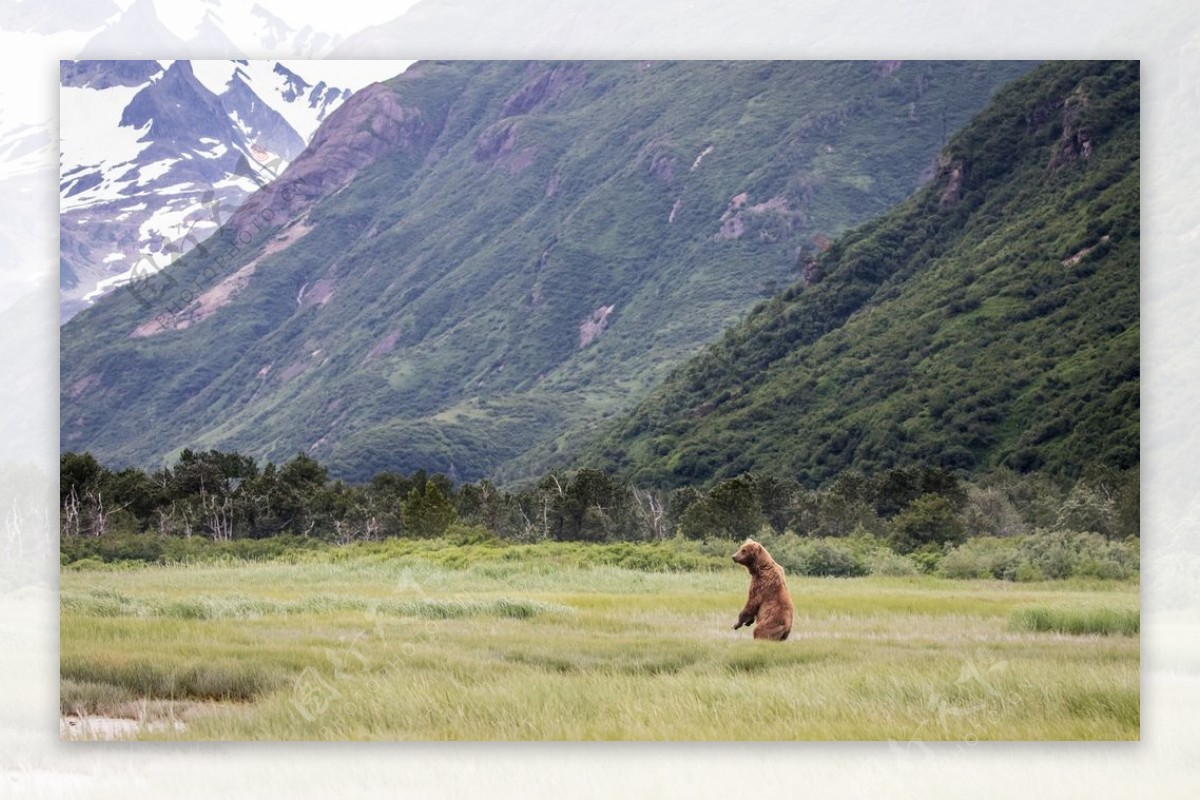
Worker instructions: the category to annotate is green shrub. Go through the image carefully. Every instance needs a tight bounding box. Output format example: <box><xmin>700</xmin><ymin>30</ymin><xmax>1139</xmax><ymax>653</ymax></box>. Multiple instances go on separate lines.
<box><xmin>1071</xmin><ymin>534</ymin><xmax>1139</xmax><ymax>580</ymax></box>
<box><xmin>909</xmin><ymin>543</ymin><xmax>945</xmax><ymax>574</ymax></box>
<box><xmin>1020</xmin><ymin>528</ymin><xmax>1078</xmax><ymax>579</ymax></box>
<box><xmin>938</xmin><ymin>529</ymin><xmax>1141</xmax><ymax>582</ymax></box>
<box><xmin>63</xmin><ymin>557</ymin><xmax>108</xmax><ymax>572</ymax></box>
<box><xmin>867</xmin><ymin>550</ymin><xmax>921</xmax><ymax>576</ymax></box>
<box><xmin>61</xmin><ymin>532</ymin><xmax>337</xmax><ymax>567</ymax></box>
<box><xmin>1014</xmin><ymin>562</ymin><xmax>1045</xmax><ymax>582</ymax></box>
<box><xmin>801</xmin><ymin>540</ymin><xmax>869</xmax><ymax>577</ymax></box>
<box><xmin>888</xmin><ymin>493</ymin><xmax>965</xmax><ymax>554</ymax></box>
<box><xmin>767</xmin><ymin>534</ymin><xmax>868</xmax><ymax>577</ymax></box>
<box><xmin>938</xmin><ymin>547</ymin><xmax>988</xmax><ymax>579</ymax></box>
<box><xmin>938</xmin><ymin>538</ymin><xmax>1020</xmax><ymax>580</ymax></box>
<box><xmin>59</xmin><ymin>526</ymin><xmax>1139</xmax><ymax>582</ymax></box>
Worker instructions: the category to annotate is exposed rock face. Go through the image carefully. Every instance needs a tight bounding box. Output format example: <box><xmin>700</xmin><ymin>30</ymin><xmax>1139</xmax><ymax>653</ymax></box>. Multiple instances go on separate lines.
<box><xmin>648</xmin><ymin>152</ymin><xmax>676</xmax><ymax>183</ymax></box>
<box><xmin>475</xmin><ymin>119</ymin><xmax>521</xmax><ymax>161</ymax></box>
<box><xmin>129</xmin><ymin>220</ymin><xmax>314</xmax><ymax>338</ymax></box>
<box><xmin>716</xmin><ymin>214</ymin><xmax>746</xmax><ymax>240</ymax></box>
<box><xmin>500</xmin><ymin>63</ymin><xmax>585</xmax><ymax>118</ymax></box>
<box><xmin>1061</xmin><ymin>235</ymin><xmax>1110</xmax><ymax>267</ymax></box>
<box><xmin>473</xmin><ymin>118</ymin><xmax>537</xmax><ymax>173</ymax></box>
<box><xmin>802</xmin><ymin>256</ymin><xmax>822</xmax><ymax>286</ymax></box>
<box><xmin>939</xmin><ymin>157</ymin><xmax>965</xmax><ymax>207</ymax></box>
<box><xmin>1049</xmin><ymin>87</ymin><xmax>1094</xmax><ymax>170</ymax></box>
<box><xmin>579</xmin><ymin>305</ymin><xmax>616</xmax><ymax>348</ymax></box>
<box><xmin>715</xmin><ymin>192</ymin><xmax>799</xmax><ymax>241</ymax></box>
<box><xmin>230</xmin><ymin>82</ymin><xmax>441</xmax><ymax>231</ymax></box>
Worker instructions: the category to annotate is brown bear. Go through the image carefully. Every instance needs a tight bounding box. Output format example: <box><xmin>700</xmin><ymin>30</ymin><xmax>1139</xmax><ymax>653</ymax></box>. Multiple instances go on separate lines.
<box><xmin>731</xmin><ymin>538</ymin><xmax>794</xmax><ymax>641</ymax></box>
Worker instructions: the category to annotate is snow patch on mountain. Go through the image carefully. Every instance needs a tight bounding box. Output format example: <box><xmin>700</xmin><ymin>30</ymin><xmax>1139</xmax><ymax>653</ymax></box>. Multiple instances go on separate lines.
<box><xmin>59</xmin><ymin>84</ymin><xmax>153</xmax><ymax>188</ymax></box>
<box><xmin>136</xmin><ymin>158</ymin><xmax>175</xmax><ymax>184</ymax></box>
<box><xmin>59</xmin><ymin>58</ymin><xmax>411</xmax><ymax>322</ymax></box>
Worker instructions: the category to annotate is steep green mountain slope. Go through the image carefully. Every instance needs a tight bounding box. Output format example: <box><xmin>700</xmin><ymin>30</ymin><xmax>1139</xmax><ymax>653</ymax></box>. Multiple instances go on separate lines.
<box><xmin>61</xmin><ymin>60</ymin><xmax>1034</xmax><ymax>483</ymax></box>
<box><xmin>585</xmin><ymin>60</ymin><xmax>1138</xmax><ymax>488</ymax></box>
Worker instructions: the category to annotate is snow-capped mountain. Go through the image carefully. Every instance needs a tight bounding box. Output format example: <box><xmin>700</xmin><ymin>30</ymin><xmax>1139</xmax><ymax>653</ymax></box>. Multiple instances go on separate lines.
<box><xmin>0</xmin><ymin>0</ymin><xmax>407</xmax><ymax>319</ymax></box>
<box><xmin>59</xmin><ymin>59</ymin><xmax>407</xmax><ymax>322</ymax></box>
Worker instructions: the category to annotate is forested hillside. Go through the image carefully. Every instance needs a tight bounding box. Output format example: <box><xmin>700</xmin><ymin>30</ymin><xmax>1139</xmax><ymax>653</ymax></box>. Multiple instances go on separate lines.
<box><xmin>60</xmin><ymin>60</ymin><xmax>1033</xmax><ymax>483</ymax></box>
<box><xmin>585</xmin><ymin>60</ymin><xmax>1138</xmax><ymax>489</ymax></box>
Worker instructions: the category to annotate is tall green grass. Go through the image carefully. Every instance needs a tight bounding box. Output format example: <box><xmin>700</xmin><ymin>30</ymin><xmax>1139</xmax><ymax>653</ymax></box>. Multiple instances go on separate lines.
<box><xmin>60</xmin><ymin>655</ymin><xmax>286</xmax><ymax>702</ymax></box>
<box><xmin>61</xmin><ymin>590</ymin><xmax>572</xmax><ymax>621</ymax></box>
<box><xmin>1008</xmin><ymin>605</ymin><xmax>1139</xmax><ymax>636</ymax></box>
<box><xmin>59</xmin><ymin>548</ymin><xmax>1139</xmax><ymax>740</ymax></box>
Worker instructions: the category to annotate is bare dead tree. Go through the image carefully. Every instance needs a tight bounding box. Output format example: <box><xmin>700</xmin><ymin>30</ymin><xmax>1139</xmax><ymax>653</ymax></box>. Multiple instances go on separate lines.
<box><xmin>156</xmin><ymin>503</ymin><xmax>173</xmax><ymax>538</ymax></box>
<box><xmin>200</xmin><ymin>490</ymin><xmax>234</xmax><ymax>541</ymax></box>
<box><xmin>180</xmin><ymin>501</ymin><xmax>196</xmax><ymax>539</ymax></box>
<box><xmin>84</xmin><ymin>491</ymin><xmax>131</xmax><ymax>538</ymax></box>
<box><xmin>362</xmin><ymin>513</ymin><xmax>380</xmax><ymax>542</ymax></box>
<box><xmin>85</xmin><ymin>490</ymin><xmax>106</xmax><ymax>538</ymax></box>
<box><xmin>479</xmin><ymin>480</ymin><xmax>500</xmax><ymax>533</ymax></box>
<box><xmin>332</xmin><ymin>518</ymin><xmax>353</xmax><ymax>546</ymax></box>
<box><xmin>540</xmin><ymin>473</ymin><xmax>566</xmax><ymax>540</ymax></box>
<box><xmin>61</xmin><ymin>485</ymin><xmax>81</xmax><ymax>539</ymax></box>
<box><xmin>633</xmin><ymin>488</ymin><xmax>667</xmax><ymax>540</ymax></box>
<box><xmin>518</xmin><ymin>506</ymin><xmax>540</xmax><ymax>542</ymax></box>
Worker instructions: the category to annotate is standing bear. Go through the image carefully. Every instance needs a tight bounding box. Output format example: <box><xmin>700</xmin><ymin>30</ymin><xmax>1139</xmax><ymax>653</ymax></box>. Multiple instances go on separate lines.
<box><xmin>731</xmin><ymin>538</ymin><xmax>794</xmax><ymax>641</ymax></box>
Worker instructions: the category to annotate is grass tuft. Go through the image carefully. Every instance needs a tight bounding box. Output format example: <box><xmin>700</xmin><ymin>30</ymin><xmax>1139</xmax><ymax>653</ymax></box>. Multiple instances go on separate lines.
<box><xmin>61</xmin><ymin>655</ymin><xmax>287</xmax><ymax>702</ymax></box>
<box><xmin>376</xmin><ymin>598</ymin><xmax>572</xmax><ymax>619</ymax></box>
<box><xmin>1008</xmin><ymin>605</ymin><xmax>1139</xmax><ymax>636</ymax></box>
<box><xmin>60</xmin><ymin>679</ymin><xmax>138</xmax><ymax>716</ymax></box>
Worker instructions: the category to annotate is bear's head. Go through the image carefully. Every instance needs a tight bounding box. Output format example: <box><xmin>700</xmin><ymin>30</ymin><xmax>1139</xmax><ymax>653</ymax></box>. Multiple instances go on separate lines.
<box><xmin>732</xmin><ymin>539</ymin><xmax>765</xmax><ymax>568</ymax></box>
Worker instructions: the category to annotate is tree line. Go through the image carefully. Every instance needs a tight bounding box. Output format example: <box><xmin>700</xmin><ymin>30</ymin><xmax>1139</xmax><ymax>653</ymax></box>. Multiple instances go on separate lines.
<box><xmin>60</xmin><ymin>449</ymin><xmax>1138</xmax><ymax>554</ymax></box>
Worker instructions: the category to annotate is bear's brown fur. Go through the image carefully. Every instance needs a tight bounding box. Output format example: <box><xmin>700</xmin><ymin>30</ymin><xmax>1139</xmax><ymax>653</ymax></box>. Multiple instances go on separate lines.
<box><xmin>731</xmin><ymin>538</ymin><xmax>794</xmax><ymax>641</ymax></box>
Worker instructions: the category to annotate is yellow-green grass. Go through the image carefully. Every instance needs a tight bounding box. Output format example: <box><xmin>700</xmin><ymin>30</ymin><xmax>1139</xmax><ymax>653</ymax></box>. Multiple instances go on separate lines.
<box><xmin>60</xmin><ymin>550</ymin><xmax>1139</xmax><ymax>740</ymax></box>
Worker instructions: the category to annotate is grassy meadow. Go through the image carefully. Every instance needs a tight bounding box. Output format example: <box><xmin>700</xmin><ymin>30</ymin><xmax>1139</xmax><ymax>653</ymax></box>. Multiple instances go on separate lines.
<box><xmin>59</xmin><ymin>539</ymin><xmax>1139</xmax><ymax>741</ymax></box>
